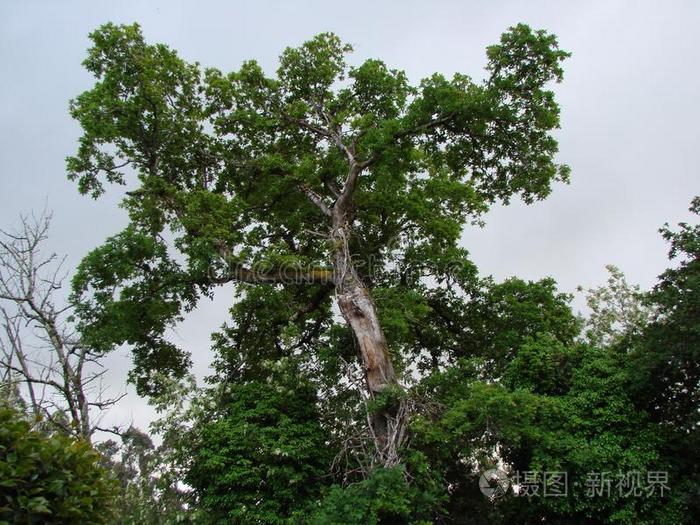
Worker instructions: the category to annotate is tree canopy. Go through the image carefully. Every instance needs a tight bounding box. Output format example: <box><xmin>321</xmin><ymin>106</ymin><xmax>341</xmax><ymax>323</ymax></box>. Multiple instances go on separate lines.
<box><xmin>68</xmin><ymin>22</ymin><xmax>569</xmax><ymax>403</ymax></box>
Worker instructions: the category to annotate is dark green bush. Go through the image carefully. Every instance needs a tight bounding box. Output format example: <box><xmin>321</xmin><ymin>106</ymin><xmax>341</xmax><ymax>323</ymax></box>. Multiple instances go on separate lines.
<box><xmin>0</xmin><ymin>407</ymin><xmax>117</xmax><ymax>524</ymax></box>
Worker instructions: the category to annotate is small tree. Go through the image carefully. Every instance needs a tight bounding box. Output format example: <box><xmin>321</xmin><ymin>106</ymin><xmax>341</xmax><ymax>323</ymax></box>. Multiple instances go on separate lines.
<box><xmin>580</xmin><ymin>264</ymin><xmax>655</xmax><ymax>347</ymax></box>
<box><xmin>96</xmin><ymin>425</ymin><xmax>191</xmax><ymax>524</ymax></box>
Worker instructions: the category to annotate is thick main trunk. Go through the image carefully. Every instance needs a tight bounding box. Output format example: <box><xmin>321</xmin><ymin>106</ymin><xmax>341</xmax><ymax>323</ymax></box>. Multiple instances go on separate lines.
<box><xmin>332</xmin><ymin>227</ymin><xmax>396</xmax><ymax>396</ymax></box>
<box><xmin>336</xmin><ymin>279</ymin><xmax>397</xmax><ymax>395</ymax></box>
<box><xmin>332</xmin><ymin>224</ymin><xmax>402</xmax><ymax>464</ymax></box>
<box><xmin>329</xmin><ymin>159</ymin><xmax>407</xmax><ymax>466</ymax></box>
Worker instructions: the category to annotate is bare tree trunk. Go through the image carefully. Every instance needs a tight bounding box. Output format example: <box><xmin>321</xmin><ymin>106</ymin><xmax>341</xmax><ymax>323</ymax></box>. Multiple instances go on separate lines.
<box><xmin>333</xmin><ymin>228</ymin><xmax>396</xmax><ymax>395</ymax></box>
<box><xmin>331</xmin><ymin>218</ymin><xmax>404</xmax><ymax>465</ymax></box>
<box><xmin>281</xmin><ymin>111</ymin><xmax>408</xmax><ymax>466</ymax></box>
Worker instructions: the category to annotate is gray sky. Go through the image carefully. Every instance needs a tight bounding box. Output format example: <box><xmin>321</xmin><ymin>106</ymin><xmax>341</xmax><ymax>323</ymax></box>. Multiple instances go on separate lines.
<box><xmin>1</xmin><ymin>0</ymin><xmax>698</xmax><ymax>435</ymax></box>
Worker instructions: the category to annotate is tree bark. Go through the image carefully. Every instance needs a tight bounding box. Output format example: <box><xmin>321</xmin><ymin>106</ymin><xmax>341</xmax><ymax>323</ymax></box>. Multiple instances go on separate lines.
<box><xmin>334</xmin><ymin>260</ymin><xmax>396</xmax><ymax>395</ymax></box>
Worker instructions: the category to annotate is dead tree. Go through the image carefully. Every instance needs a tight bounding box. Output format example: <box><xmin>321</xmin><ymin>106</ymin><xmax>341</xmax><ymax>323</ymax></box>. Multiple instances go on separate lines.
<box><xmin>0</xmin><ymin>210</ymin><xmax>124</xmax><ymax>442</ymax></box>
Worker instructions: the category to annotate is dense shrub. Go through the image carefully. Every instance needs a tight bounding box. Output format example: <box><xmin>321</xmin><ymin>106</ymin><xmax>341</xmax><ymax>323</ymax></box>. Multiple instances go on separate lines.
<box><xmin>0</xmin><ymin>407</ymin><xmax>117</xmax><ymax>524</ymax></box>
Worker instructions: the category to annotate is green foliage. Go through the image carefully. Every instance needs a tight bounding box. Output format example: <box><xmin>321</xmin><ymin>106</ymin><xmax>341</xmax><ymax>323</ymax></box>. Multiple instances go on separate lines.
<box><xmin>504</xmin><ymin>333</ymin><xmax>584</xmax><ymax>395</ymax></box>
<box><xmin>624</xmin><ymin>197</ymin><xmax>700</xmax><ymax>519</ymax></box>
<box><xmin>628</xmin><ymin>197</ymin><xmax>700</xmax><ymax>431</ymax></box>
<box><xmin>137</xmin><ymin>199</ymin><xmax>700</xmax><ymax>524</ymax></box>
<box><xmin>582</xmin><ymin>264</ymin><xmax>654</xmax><ymax>347</ymax></box>
<box><xmin>96</xmin><ymin>427</ymin><xmax>190</xmax><ymax>524</ymax></box>
<box><xmin>0</xmin><ymin>406</ymin><xmax>117</xmax><ymax>524</ymax></box>
<box><xmin>366</xmin><ymin>384</ymin><xmax>406</xmax><ymax>415</ymax></box>
<box><xmin>404</xmin><ymin>207</ymin><xmax>700</xmax><ymax>523</ymax></box>
<box><xmin>210</xmin><ymin>284</ymin><xmax>333</xmax><ymax>383</ymax></box>
<box><xmin>67</xmin><ymin>22</ymin><xmax>569</xmax><ymax>391</ymax></box>
<box><xmin>310</xmin><ymin>466</ymin><xmax>439</xmax><ymax>525</ymax></box>
<box><xmin>71</xmin><ymin>226</ymin><xmax>199</xmax><ymax>396</ymax></box>
<box><xmin>411</xmin><ymin>346</ymin><xmax>681</xmax><ymax>524</ymax></box>
<box><xmin>63</xmin><ymin>22</ymin><xmax>700</xmax><ymax>525</ymax></box>
<box><xmin>429</xmin><ymin>276</ymin><xmax>581</xmax><ymax>377</ymax></box>
<box><xmin>186</xmin><ymin>365</ymin><xmax>332</xmax><ymax>524</ymax></box>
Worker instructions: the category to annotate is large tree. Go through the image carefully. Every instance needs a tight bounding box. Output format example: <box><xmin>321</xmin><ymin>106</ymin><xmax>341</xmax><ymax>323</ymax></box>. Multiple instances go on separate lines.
<box><xmin>68</xmin><ymin>23</ymin><xmax>569</xmax><ymax>462</ymax></box>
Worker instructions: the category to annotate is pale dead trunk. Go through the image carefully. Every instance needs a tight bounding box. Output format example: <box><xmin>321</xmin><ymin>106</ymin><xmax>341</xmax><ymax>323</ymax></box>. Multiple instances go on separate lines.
<box><xmin>332</xmin><ymin>222</ymin><xmax>402</xmax><ymax>463</ymax></box>
<box><xmin>331</xmin><ymin>224</ymin><xmax>396</xmax><ymax>395</ymax></box>
<box><xmin>336</xmin><ymin>278</ymin><xmax>397</xmax><ymax>395</ymax></box>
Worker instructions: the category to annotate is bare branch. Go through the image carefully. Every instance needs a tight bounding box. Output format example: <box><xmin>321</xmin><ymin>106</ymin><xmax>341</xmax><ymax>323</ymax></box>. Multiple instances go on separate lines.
<box><xmin>0</xmin><ymin>210</ymin><xmax>125</xmax><ymax>442</ymax></box>
<box><xmin>299</xmin><ymin>185</ymin><xmax>332</xmax><ymax>217</ymax></box>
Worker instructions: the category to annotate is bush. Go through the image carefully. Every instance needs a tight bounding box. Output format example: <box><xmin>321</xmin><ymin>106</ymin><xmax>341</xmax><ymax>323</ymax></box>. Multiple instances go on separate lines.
<box><xmin>0</xmin><ymin>406</ymin><xmax>117</xmax><ymax>524</ymax></box>
<box><xmin>186</xmin><ymin>377</ymin><xmax>332</xmax><ymax>524</ymax></box>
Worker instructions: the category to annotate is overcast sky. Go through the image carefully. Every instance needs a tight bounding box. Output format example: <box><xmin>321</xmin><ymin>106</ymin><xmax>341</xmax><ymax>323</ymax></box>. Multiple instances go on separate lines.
<box><xmin>1</xmin><ymin>0</ymin><xmax>698</xmax><ymax>435</ymax></box>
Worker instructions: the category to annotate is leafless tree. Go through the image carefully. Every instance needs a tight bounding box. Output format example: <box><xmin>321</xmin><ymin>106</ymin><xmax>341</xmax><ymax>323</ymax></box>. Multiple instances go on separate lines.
<box><xmin>0</xmin><ymin>209</ymin><xmax>125</xmax><ymax>442</ymax></box>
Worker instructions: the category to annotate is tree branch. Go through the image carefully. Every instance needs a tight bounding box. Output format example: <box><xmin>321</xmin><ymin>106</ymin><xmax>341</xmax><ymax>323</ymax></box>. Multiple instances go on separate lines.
<box><xmin>299</xmin><ymin>185</ymin><xmax>332</xmax><ymax>217</ymax></box>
